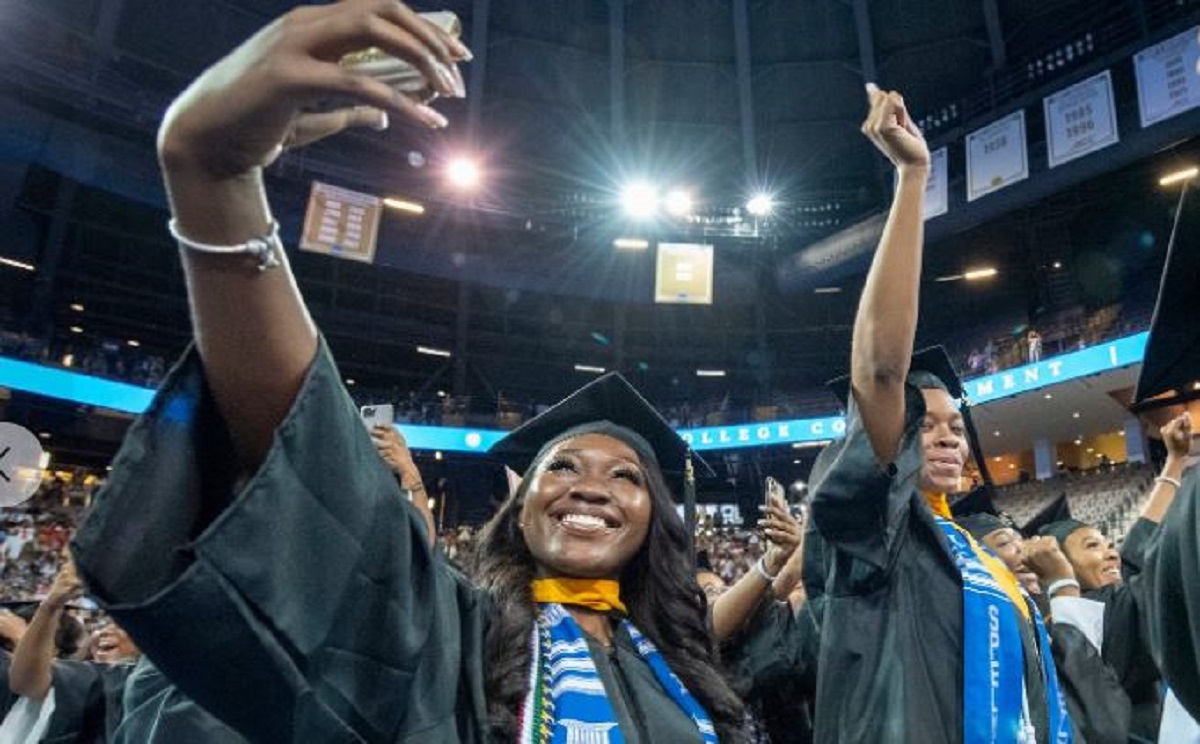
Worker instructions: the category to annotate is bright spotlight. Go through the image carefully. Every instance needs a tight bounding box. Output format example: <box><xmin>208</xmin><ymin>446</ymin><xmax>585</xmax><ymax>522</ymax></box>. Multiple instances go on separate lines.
<box><xmin>746</xmin><ymin>194</ymin><xmax>774</xmax><ymax>217</ymax></box>
<box><xmin>664</xmin><ymin>190</ymin><xmax>693</xmax><ymax>217</ymax></box>
<box><xmin>1159</xmin><ymin>166</ymin><xmax>1198</xmax><ymax>187</ymax></box>
<box><xmin>621</xmin><ymin>182</ymin><xmax>658</xmax><ymax>219</ymax></box>
<box><xmin>446</xmin><ymin>158</ymin><xmax>481</xmax><ymax>189</ymax></box>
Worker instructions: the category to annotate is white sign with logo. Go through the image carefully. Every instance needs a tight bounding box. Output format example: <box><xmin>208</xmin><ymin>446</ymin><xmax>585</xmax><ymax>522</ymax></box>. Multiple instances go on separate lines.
<box><xmin>923</xmin><ymin>146</ymin><xmax>949</xmax><ymax>220</ymax></box>
<box><xmin>1045</xmin><ymin>70</ymin><xmax>1119</xmax><ymax>168</ymax></box>
<box><xmin>1134</xmin><ymin>26</ymin><xmax>1200</xmax><ymax>128</ymax></box>
<box><xmin>966</xmin><ymin>110</ymin><xmax>1028</xmax><ymax>202</ymax></box>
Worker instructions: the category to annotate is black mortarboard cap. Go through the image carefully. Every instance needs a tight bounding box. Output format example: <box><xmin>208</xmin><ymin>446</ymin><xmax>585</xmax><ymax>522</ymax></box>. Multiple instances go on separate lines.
<box><xmin>950</xmin><ymin>483</ymin><xmax>998</xmax><ymax>519</ymax></box>
<box><xmin>1039</xmin><ymin>518</ymin><xmax>1090</xmax><ymax>549</ymax></box>
<box><xmin>1021</xmin><ymin>493</ymin><xmax>1073</xmax><ymax>538</ymax></box>
<box><xmin>489</xmin><ymin>371</ymin><xmax>715</xmax><ymax>495</ymax></box>
<box><xmin>957</xmin><ymin>512</ymin><xmax>1016</xmax><ymax>541</ymax></box>
<box><xmin>1132</xmin><ymin>181</ymin><xmax>1200</xmax><ymax>411</ymax></box>
<box><xmin>827</xmin><ymin>345</ymin><xmax>965</xmax><ymax>407</ymax></box>
<box><xmin>827</xmin><ymin>345</ymin><xmax>991</xmax><ymax>486</ymax></box>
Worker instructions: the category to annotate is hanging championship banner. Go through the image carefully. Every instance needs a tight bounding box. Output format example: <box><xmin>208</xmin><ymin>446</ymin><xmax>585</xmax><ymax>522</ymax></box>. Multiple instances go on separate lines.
<box><xmin>1134</xmin><ymin>26</ymin><xmax>1200</xmax><ymax>128</ymax></box>
<box><xmin>1044</xmin><ymin>70</ymin><xmax>1119</xmax><ymax>168</ymax></box>
<box><xmin>655</xmin><ymin>243</ymin><xmax>714</xmax><ymax>305</ymax></box>
<box><xmin>300</xmin><ymin>181</ymin><xmax>383</xmax><ymax>264</ymax></box>
<box><xmin>966</xmin><ymin>111</ymin><xmax>1027</xmax><ymax>202</ymax></box>
<box><xmin>923</xmin><ymin>146</ymin><xmax>949</xmax><ymax>220</ymax></box>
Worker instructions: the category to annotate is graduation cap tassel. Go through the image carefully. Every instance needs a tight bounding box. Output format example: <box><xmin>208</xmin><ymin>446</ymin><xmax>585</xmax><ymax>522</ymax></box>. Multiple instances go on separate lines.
<box><xmin>960</xmin><ymin>397</ymin><xmax>994</xmax><ymax>488</ymax></box>
<box><xmin>684</xmin><ymin>448</ymin><xmax>697</xmax><ymax>564</ymax></box>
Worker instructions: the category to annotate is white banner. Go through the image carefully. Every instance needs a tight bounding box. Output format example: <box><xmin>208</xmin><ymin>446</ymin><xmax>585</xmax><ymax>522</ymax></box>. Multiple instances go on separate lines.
<box><xmin>1045</xmin><ymin>70</ymin><xmax>1119</xmax><ymax>168</ymax></box>
<box><xmin>966</xmin><ymin>111</ymin><xmax>1028</xmax><ymax>202</ymax></box>
<box><xmin>300</xmin><ymin>182</ymin><xmax>383</xmax><ymax>264</ymax></box>
<box><xmin>655</xmin><ymin>243</ymin><xmax>714</xmax><ymax>305</ymax></box>
<box><xmin>1135</xmin><ymin>26</ymin><xmax>1200</xmax><ymax>128</ymax></box>
<box><xmin>923</xmin><ymin>146</ymin><xmax>949</xmax><ymax>220</ymax></box>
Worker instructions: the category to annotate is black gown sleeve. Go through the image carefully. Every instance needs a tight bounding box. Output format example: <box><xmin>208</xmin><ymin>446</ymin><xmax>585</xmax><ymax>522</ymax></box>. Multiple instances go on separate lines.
<box><xmin>71</xmin><ymin>340</ymin><xmax>485</xmax><ymax>743</ymax></box>
<box><xmin>1145</xmin><ymin>469</ymin><xmax>1200</xmax><ymax>722</ymax></box>
<box><xmin>809</xmin><ymin>388</ymin><xmax>926</xmax><ymax>570</ymax></box>
<box><xmin>1085</xmin><ymin>517</ymin><xmax>1162</xmax><ymax>738</ymax></box>
<box><xmin>1048</xmin><ymin>623</ymin><xmax>1131</xmax><ymax>744</ymax></box>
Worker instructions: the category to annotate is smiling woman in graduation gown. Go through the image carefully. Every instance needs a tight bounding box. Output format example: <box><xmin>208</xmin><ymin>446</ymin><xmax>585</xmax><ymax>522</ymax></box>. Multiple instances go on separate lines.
<box><xmin>67</xmin><ymin>4</ymin><xmax>745</xmax><ymax>742</ymax></box>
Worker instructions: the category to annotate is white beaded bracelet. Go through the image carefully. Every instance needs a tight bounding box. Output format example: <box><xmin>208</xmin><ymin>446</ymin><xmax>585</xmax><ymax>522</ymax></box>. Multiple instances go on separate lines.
<box><xmin>754</xmin><ymin>556</ymin><xmax>779</xmax><ymax>583</ymax></box>
<box><xmin>168</xmin><ymin>219</ymin><xmax>283</xmax><ymax>272</ymax></box>
<box><xmin>1156</xmin><ymin>475</ymin><xmax>1183</xmax><ymax>490</ymax></box>
<box><xmin>1047</xmin><ymin>578</ymin><xmax>1081</xmax><ymax>597</ymax></box>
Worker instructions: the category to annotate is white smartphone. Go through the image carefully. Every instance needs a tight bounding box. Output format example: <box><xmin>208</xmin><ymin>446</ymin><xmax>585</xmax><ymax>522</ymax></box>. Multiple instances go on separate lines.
<box><xmin>764</xmin><ymin>476</ymin><xmax>785</xmax><ymax>507</ymax></box>
<box><xmin>360</xmin><ymin>404</ymin><xmax>394</xmax><ymax>432</ymax></box>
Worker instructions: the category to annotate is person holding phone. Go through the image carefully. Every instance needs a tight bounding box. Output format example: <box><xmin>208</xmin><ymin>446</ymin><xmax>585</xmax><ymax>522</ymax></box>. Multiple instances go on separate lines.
<box><xmin>68</xmin><ymin>3</ymin><xmax>745</xmax><ymax>741</ymax></box>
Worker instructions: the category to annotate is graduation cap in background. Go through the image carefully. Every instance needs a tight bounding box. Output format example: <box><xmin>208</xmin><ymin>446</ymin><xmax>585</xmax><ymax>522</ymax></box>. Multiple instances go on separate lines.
<box><xmin>1131</xmin><ymin>175</ymin><xmax>1200</xmax><ymax>412</ymax></box>
<box><xmin>828</xmin><ymin>345</ymin><xmax>994</xmax><ymax>489</ymax></box>
<box><xmin>490</xmin><ymin>372</ymin><xmax>714</xmax><ymax>548</ymax></box>
<box><xmin>1020</xmin><ymin>493</ymin><xmax>1073</xmax><ymax>539</ymax></box>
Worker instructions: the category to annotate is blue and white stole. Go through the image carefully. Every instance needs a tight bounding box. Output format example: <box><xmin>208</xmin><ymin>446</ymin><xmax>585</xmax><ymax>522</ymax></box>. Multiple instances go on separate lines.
<box><xmin>518</xmin><ymin>603</ymin><xmax>718</xmax><ymax>744</ymax></box>
<box><xmin>935</xmin><ymin>518</ymin><xmax>1073</xmax><ymax>744</ymax></box>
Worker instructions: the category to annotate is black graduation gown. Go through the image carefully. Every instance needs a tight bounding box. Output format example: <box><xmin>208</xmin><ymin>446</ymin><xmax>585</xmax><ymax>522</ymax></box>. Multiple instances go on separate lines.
<box><xmin>71</xmin><ymin>342</ymin><xmax>703</xmax><ymax>743</ymax></box>
<box><xmin>808</xmin><ymin>388</ymin><xmax>1051</xmax><ymax>744</ymax></box>
<box><xmin>725</xmin><ymin>598</ymin><xmax>822</xmax><ymax>744</ymax></box>
<box><xmin>1046</xmin><ymin>622</ymin><xmax>1131</xmax><ymax>744</ymax></box>
<box><xmin>1083</xmin><ymin>518</ymin><xmax>1162</xmax><ymax>740</ymax></box>
<box><xmin>41</xmin><ymin>660</ymin><xmax>134</xmax><ymax>743</ymax></box>
<box><xmin>113</xmin><ymin>658</ymin><xmax>248</xmax><ymax>743</ymax></box>
<box><xmin>1144</xmin><ymin>467</ymin><xmax>1200</xmax><ymax>724</ymax></box>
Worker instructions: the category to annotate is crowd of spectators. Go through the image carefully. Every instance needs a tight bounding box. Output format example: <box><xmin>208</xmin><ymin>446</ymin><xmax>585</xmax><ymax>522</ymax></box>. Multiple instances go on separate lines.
<box><xmin>0</xmin><ymin>329</ymin><xmax>168</xmax><ymax>388</ymax></box>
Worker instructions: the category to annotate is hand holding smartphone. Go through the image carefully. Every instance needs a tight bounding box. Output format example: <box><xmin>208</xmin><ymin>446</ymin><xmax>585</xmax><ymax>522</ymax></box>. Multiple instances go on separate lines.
<box><xmin>360</xmin><ymin>404</ymin><xmax>395</xmax><ymax>433</ymax></box>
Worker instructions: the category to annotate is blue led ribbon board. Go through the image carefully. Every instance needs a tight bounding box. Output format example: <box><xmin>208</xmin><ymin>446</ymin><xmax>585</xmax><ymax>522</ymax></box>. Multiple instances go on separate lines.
<box><xmin>0</xmin><ymin>332</ymin><xmax>1149</xmax><ymax>453</ymax></box>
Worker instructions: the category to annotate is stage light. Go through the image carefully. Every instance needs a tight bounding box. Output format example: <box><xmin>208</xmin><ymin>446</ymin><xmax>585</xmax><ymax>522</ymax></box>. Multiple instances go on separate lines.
<box><xmin>575</xmin><ymin>364</ymin><xmax>606</xmax><ymax>374</ymax></box>
<box><xmin>417</xmin><ymin>345</ymin><xmax>452</xmax><ymax>358</ymax></box>
<box><xmin>746</xmin><ymin>194</ymin><xmax>774</xmax><ymax>217</ymax></box>
<box><xmin>126</xmin><ymin>340</ymin><xmax>140</xmax><ymax>348</ymax></box>
<box><xmin>1160</xmin><ymin>166</ymin><xmax>1198</xmax><ymax>186</ymax></box>
<box><xmin>964</xmin><ymin>267</ymin><xmax>998</xmax><ymax>280</ymax></box>
<box><xmin>813</xmin><ymin>287</ymin><xmax>842</xmax><ymax>294</ymax></box>
<box><xmin>696</xmin><ymin>369</ymin><xmax>726</xmax><ymax>377</ymax></box>
<box><xmin>446</xmin><ymin>158</ymin><xmax>481</xmax><ymax>188</ymax></box>
<box><xmin>384</xmin><ymin>197</ymin><xmax>426</xmax><ymax>215</ymax></box>
<box><xmin>0</xmin><ymin>256</ymin><xmax>34</xmax><ymax>272</ymax></box>
<box><xmin>69</xmin><ymin>326</ymin><xmax>83</xmax><ymax>334</ymax></box>
<box><xmin>70</xmin><ymin>303</ymin><xmax>84</xmax><ymax>312</ymax></box>
<box><xmin>621</xmin><ymin>182</ymin><xmax>658</xmax><ymax>219</ymax></box>
<box><xmin>664</xmin><ymin>190</ymin><xmax>693</xmax><ymax>217</ymax></box>
<box><xmin>613</xmin><ymin>237</ymin><xmax>650</xmax><ymax>251</ymax></box>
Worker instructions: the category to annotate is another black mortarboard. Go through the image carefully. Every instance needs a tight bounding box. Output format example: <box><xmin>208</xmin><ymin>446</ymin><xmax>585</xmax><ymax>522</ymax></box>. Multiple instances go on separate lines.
<box><xmin>1021</xmin><ymin>493</ymin><xmax>1073</xmax><ymax>539</ymax></box>
<box><xmin>957</xmin><ymin>512</ymin><xmax>1016</xmax><ymax>542</ymax></box>
<box><xmin>489</xmin><ymin>371</ymin><xmax>715</xmax><ymax>494</ymax></box>
<box><xmin>827</xmin><ymin>345</ymin><xmax>965</xmax><ymax>407</ymax></box>
<box><xmin>1039</xmin><ymin>518</ymin><xmax>1091</xmax><ymax>549</ymax></box>
<box><xmin>1132</xmin><ymin>180</ymin><xmax>1200</xmax><ymax>411</ymax></box>
<box><xmin>827</xmin><ymin>345</ymin><xmax>991</xmax><ymax>486</ymax></box>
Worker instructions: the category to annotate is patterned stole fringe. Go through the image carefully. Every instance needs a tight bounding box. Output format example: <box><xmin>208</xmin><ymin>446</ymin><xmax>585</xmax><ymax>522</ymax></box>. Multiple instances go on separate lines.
<box><xmin>935</xmin><ymin>517</ymin><xmax>1073</xmax><ymax>743</ymax></box>
<box><xmin>517</xmin><ymin>603</ymin><xmax>718</xmax><ymax>744</ymax></box>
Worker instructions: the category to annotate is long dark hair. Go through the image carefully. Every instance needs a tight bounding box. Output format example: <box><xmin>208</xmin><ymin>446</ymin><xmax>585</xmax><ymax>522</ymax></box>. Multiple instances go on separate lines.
<box><xmin>473</xmin><ymin>457</ymin><xmax>746</xmax><ymax>741</ymax></box>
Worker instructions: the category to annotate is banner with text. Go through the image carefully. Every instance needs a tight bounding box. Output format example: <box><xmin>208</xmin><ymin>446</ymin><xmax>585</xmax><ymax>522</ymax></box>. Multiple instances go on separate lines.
<box><xmin>1134</xmin><ymin>26</ymin><xmax>1200</xmax><ymax>128</ymax></box>
<box><xmin>924</xmin><ymin>146</ymin><xmax>949</xmax><ymax>220</ymax></box>
<box><xmin>655</xmin><ymin>243</ymin><xmax>715</xmax><ymax>304</ymax></box>
<box><xmin>300</xmin><ymin>181</ymin><xmax>383</xmax><ymax>264</ymax></box>
<box><xmin>1045</xmin><ymin>70</ymin><xmax>1119</xmax><ymax>168</ymax></box>
<box><xmin>966</xmin><ymin>110</ymin><xmax>1028</xmax><ymax>202</ymax></box>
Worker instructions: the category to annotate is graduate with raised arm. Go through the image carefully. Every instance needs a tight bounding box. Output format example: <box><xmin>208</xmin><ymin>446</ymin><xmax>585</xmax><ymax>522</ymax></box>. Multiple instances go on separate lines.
<box><xmin>69</xmin><ymin>3</ymin><xmax>747</xmax><ymax>742</ymax></box>
<box><xmin>807</xmin><ymin>85</ymin><xmax>1072</xmax><ymax>743</ymax></box>
<box><xmin>1130</xmin><ymin>179</ymin><xmax>1200</xmax><ymax>731</ymax></box>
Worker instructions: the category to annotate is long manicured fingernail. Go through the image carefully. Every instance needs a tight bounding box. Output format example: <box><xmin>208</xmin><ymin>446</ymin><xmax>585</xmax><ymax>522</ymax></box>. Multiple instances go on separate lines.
<box><xmin>450</xmin><ymin>38</ymin><xmax>473</xmax><ymax>61</ymax></box>
<box><xmin>450</xmin><ymin>65</ymin><xmax>466</xmax><ymax>98</ymax></box>
<box><xmin>372</xmin><ymin>111</ymin><xmax>390</xmax><ymax>131</ymax></box>
<box><xmin>865</xmin><ymin>82</ymin><xmax>880</xmax><ymax>94</ymax></box>
<box><xmin>416</xmin><ymin>105</ymin><xmax>449</xmax><ymax>129</ymax></box>
<box><xmin>432</xmin><ymin>61</ymin><xmax>457</xmax><ymax>97</ymax></box>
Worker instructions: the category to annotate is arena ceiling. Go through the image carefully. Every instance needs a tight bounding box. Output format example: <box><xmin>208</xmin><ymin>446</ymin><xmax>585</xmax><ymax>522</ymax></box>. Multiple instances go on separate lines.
<box><xmin>1</xmin><ymin>0</ymin><xmax>1199</xmax><ymax>407</ymax></box>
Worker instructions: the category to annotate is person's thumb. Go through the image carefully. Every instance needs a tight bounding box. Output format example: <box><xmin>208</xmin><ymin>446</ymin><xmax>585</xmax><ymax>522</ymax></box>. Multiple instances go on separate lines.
<box><xmin>286</xmin><ymin>107</ymin><xmax>389</xmax><ymax>150</ymax></box>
